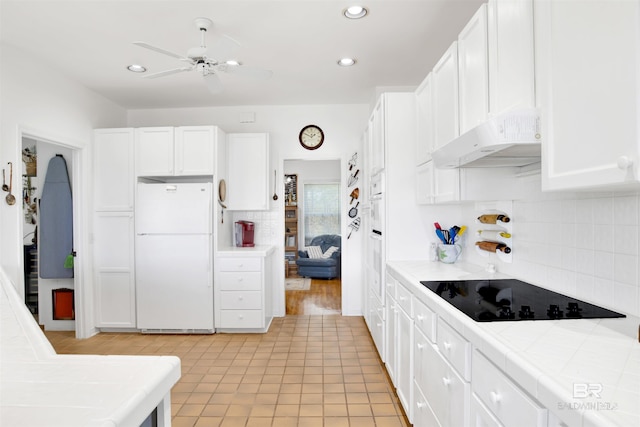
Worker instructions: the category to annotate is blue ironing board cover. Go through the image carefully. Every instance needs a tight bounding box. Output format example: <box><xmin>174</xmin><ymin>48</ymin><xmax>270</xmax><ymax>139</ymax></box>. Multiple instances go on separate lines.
<box><xmin>39</xmin><ymin>155</ymin><xmax>73</xmax><ymax>278</ymax></box>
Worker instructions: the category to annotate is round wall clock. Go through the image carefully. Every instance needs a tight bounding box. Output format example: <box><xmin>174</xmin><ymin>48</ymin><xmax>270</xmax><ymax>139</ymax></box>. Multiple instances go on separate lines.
<box><xmin>299</xmin><ymin>125</ymin><xmax>324</xmax><ymax>150</ymax></box>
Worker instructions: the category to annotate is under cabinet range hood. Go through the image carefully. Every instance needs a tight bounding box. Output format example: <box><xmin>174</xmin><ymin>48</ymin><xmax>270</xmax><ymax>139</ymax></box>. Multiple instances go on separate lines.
<box><xmin>432</xmin><ymin>108</ymin><xmax>541</xmax><ymax>168</ymax></box>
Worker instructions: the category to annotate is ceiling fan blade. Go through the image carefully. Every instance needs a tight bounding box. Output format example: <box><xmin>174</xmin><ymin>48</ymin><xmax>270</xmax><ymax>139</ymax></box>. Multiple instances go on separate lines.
<box><xmin>222</xmin><ymin>64</ymin><xmax>273</xmax><ymax>80</ymax></box>
<box><xmin>203</xmin><ymin>73</ymin><xmax>223</xmax><ymax>94</ymax></box>
<box><xmin>133</xmin><ymin>41</ymin><xmax>188</xmax><ymax>61</ymax></box>
<box><xmin>207</xmin><ymin>35</ymin><xmax>241</xmax><ymax>61</ymax></box>
<box><xmin>143</xmin><ymin>67</ymin><xmax>193</xmax><ymax>79</ymax></box>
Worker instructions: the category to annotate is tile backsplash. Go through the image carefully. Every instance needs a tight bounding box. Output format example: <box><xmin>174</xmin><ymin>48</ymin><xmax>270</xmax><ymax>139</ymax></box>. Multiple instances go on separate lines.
<box><xmin>230</xmin><ymin>210</ymin><xmax>280</xmax><ymax>246</ymax></box>
<box><xmin>463</xmin><ymin>175</ymin><xmax>640</xmax><ymax>317</ymax></box>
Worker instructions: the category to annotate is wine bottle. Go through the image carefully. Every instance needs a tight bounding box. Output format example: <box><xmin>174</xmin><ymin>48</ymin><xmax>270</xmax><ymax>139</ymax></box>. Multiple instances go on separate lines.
<box><xmin>476</xmin><ymin>241</ymin><xmax>511</xmax><ymax>254</ymax></box>
<box><xmin>477</xmin><ymin>214</ymin><xmax>510</xmax><ymax>224</ymax></box>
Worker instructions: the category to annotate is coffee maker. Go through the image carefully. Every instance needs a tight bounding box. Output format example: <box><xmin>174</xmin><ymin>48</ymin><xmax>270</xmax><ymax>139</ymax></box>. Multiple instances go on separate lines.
<box><xmin>234</xmin><ymin>221</ymin><xmax>255</xmax><ymax>247</ymax></box>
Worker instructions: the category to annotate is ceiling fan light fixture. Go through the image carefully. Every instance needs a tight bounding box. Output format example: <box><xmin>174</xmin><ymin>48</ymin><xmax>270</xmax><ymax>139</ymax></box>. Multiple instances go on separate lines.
<box><xmin>344</xmin><ymin>6</ymin><xmax>368</xmax><ymax>19</ymax></box>
<box><xmin>337</xmin><ymin>57</ymin><xmax>356</xmax><ymax>67</ymax></box>
<box><xmin>127</xmin><ymin>64</ymin><xmax>147</xmax><ymax>73</ymax></box>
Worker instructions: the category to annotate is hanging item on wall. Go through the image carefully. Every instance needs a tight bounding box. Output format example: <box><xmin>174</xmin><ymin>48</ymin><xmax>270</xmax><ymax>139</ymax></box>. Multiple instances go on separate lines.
<box><xmin>4</xmin><ymin>162</ymin><xmax>16</xmax><ymax>205</ymax></box>
<box><xmin>347</xmin><ymin>217</ymin><xmax>360</xmax><ymax>239</ymax></box>
<box><xmin>39</xmin><ymin>155</ymin><xmax>74</xmax><ymax>278</ymax></box>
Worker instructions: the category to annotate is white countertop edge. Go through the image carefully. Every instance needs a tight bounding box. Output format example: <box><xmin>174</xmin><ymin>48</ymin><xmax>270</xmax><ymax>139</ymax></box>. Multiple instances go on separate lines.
<box><xmin>385</xmin><ymin>260</ymin><xmax>640</xmax><ymax>427</ymax></box>
<box><xmin>217</xmin><ymin>244</ymin><xmax>275</xmax><ymax>256</ymax></box>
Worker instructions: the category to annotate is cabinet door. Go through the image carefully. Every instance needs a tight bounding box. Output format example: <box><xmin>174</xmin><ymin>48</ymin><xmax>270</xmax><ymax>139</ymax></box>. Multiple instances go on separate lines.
<box><xmin>227</xmin><ymin>133</ymin><xmax>269</xmax><ymax>210</ymax></box>
<box><xmin>488</xmin><ymin>0</ymin><xmax>535</xmax><ymax>115</ymax></box>
<box><xmin>94</xmin><ymin>212</ymin><xmax>136</xmax><ymax>328</ymax></box>
<box><xmin>385</xmin><ymin>293</ymin><xmax>397</xmax><ymax>386</ymax></box>
<box><xmin>537</xmin><ymin>0</ymin><xmax>640</xmax><ymax>190</ymax></box>
<box><xmin>458</xmin><ymin>4</ymin><xmax>489</xmax><ymax>134</ymax></box>
<box><xmin>416</xmin><ymin>161</ymin><xmax>434</xmax><ymax>205</ymax></box>
<box><xmin>396</xmin><ymin>305</ymin><xmax>413</xmax><ymax>422</ymax></box>
<box><xmin>433</xmin><ymin>168</ymin><xmax>460</xmax><ymax>204</ymax></box>
<box><xmin>432</xmin><ymin>41</ymin><xmax>459</xmax><ymax>150</ymax></box>
<box><xmin>135</xmin><ymin>127</ymin><xmax>175</xmax><ymax>176</ymax></box>
<box><xmin>175</xmin><ymin>126</ymin><xmax>215</xmax><ymax>176</ymax></box>
<box><xmin>415</xmin><ymin>73</ymin><xmax>434</xmax><ymax>165</ymax></box>
<box><xmin>93</xmin><ymin>129</ymin><xmax>134</xmax><ymax>211</ymax></box>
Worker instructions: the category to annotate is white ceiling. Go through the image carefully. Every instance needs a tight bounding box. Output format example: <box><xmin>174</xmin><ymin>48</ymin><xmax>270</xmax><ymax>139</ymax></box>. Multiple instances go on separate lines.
<box><xmin>0</xmin><ymin>0</ymin><xmax>485</xmax><ymax>109</ymax></box>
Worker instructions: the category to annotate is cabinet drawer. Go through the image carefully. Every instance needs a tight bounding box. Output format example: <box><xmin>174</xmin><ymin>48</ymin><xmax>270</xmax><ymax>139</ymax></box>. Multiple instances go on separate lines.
<box><xmin>420</xmin><ymin>340</ymin><xmax>469</xmax><ymax>427</ymax></box>
<box><xmin>471</xmin><ymin>393</ymin><xmax>504</xmax><ymax>427</ymax></box>
<box><xmin>413</xmin><ymin>297</ymin><xmax>436</xmax><ymax>343</ymax></box>
<box><xmin>219</xmin><ymin>291</ymin><xmax>262</xmax><ymax>310</ymax></box>
<box><xmin>369</xmin><ymin>309</ymin><xmax>385</xmax><ymax>360</ymax></box>
<box><xmin>472</xmin><ymin>350</ymin><xmax>546</xmax><ymax>427</ymax></box>
<box><xmin>370</xmin><ymin>292</ymin><xmax>385</xmax><ymax>321</ymax></box>
<box><xmin>218</xmin><ymin>310</ymin><xmax>264</xmax><ymax>329</ymax></box>
<box><xmin>413</xmin><ymin>380</ymin><xmax>440</xmax><ymax>427</ymax></box>
<box><xmin>437</xmin><ymin>319</ymin><xmax>471</xmax><ymax>380</ymax></box>
<box><xmin>218</xmin><ymin>257</ymin><xmax>261</xmax><ymax>272</ymax></box>
<box><xmin>395</xmin><ymin>282</ymin><xmax>412</xmax><ymax>315</ymax></box>
<box><xmin>218</xmin><ymin>272</ymin><xmax>261</xmax><ymax>290</ymax></box>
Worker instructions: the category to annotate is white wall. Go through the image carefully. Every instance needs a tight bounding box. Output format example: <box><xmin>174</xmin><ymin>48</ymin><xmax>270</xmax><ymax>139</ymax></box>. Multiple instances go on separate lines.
<box><xmin>1</xmin><ymin>43</ymin><xmax>128</xmax><ymax>337</ymax></box>
<box><xmin>128</xmin><ymin>104</ymin><xmax>369</xmax><ymax>316</ymax></box>
<box><xmin>418</xmin><ymin>176</ymin><xmax>640</xmax><ymax>318</ymax></box>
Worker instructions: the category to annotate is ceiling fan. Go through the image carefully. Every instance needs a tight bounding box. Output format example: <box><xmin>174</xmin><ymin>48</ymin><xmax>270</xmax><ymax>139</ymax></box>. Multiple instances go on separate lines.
<box><xmin>133</xmin><ymin>17</ymin><xmax>272</xmax><ymax>93</ymax></box>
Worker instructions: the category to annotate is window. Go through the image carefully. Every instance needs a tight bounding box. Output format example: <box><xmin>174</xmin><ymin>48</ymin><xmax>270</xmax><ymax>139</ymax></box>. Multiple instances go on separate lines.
<box><xmin>303</xmin><ymin>182</ymin><xmax>340</xmax><ymax>245</ymax></box>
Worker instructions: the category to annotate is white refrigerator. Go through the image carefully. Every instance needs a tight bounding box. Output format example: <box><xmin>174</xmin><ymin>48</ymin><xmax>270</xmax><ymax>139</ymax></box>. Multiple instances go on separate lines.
<box><xmin>135</xmin><ymin>182</ymin><xmax>214</xmax><ymax>332</ymax></box>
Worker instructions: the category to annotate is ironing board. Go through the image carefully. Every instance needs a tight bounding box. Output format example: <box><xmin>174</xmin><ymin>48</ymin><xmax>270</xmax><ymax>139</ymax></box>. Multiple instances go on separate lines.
<box><xmin>39</xmin><ymin>155</ymin><xmax>73</xmax><ymax>278</ymax></box>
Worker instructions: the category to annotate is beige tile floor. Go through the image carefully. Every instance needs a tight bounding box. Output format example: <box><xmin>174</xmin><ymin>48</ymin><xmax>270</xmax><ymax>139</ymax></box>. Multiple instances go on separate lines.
<box><xmin>45</xmin><ymin>315</ymin><xmax>410</xmax><ymax>427</ymax></box>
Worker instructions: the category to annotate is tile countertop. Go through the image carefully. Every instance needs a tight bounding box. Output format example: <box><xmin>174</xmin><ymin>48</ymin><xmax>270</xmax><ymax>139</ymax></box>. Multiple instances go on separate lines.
<box><xmin>217</xmin><ymin>244</ymin><xmax>275</xmax><ymax>256</ymax></box>
<box><xmin>386</xmin><ymin>260</ymin><xmax>640</xmax><ymax>427</ymax></box>
<box><xmin>0</xmin><ymin>271</ymin><xmax>181</xmax><ymax>427</ymax></box>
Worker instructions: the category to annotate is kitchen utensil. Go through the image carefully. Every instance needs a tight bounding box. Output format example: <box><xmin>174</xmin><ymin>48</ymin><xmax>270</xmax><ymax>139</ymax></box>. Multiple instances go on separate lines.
<box><xmin>5</xmin><ymin>162</ymin><xmax>15</xmax><ymax>205</ymax></box>
<box><xmin>349</xmin><ymin>201</ymin><xmax>359</xmax><ymax>218</ymax></box>
<box><xmin>2</xmin><ymin>168</ymin><xmax>8</xmax><ymax>192</ymax></box>
<box><xmin>476</xmin><ymin>241</ymin><xmax>511</xmax><ymax>253</ymax></box>
<box><xmin>348</xmin><ymin>169</ymin><xmax>359</xmax><ymax>187</ymax></box>
<box><xmin>349</xmin><ymin>187</ymin><xmax>359</xmax><ymax>204</ymax></box>
<box><xmin>348</xmin><ymin>153</ymin><xmax>357</xmax><ymax>170</ymax></box>
<box><xmin>478</xmin><ymin>214</ymin><xmax>510</xmax><ymax>224</ymax></box>
<box><xmin>347</xmin><ymin>216</ymin><xmax>361</xmax><ymax>239</ymax></box>
<box><xmin>272</xmin><ymin>170</ymin><xmax>278</xmax><ymax>200</ymax></box>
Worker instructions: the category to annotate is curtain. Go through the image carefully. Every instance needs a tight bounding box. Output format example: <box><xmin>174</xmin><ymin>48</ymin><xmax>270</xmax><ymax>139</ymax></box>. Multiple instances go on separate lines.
<box><xmin>303</xmin><ymin>183</ymin><xmax>340</xmax><ymax>246</ymax></box>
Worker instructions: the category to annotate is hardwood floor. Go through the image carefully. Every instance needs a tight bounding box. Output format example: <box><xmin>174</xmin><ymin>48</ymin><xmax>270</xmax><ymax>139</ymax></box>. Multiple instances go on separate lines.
<box><xmin>285</xmin><ymin>277</ymin><xmax>341</xmax><ymax>315</ymax></box>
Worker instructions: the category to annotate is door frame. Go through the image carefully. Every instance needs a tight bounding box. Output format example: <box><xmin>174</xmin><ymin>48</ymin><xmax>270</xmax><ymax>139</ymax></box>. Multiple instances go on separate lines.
<box><xmin>18</xmin><ymin>125</ymin><xmax>90</xmax><ymax>339</ymax></box>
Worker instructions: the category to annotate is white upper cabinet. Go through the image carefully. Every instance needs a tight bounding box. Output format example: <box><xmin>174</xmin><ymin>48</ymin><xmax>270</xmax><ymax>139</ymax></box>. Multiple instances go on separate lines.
<box><xmin>537</xmin><ymin>0</ymin><xmax>640</xmax><ymax>190</ymax></box>
<box><xmin>175</xmin><ymin>126</ymin><xmax>217</xmax><ymax>176</ymax></box>
<box><xmin>135</xmin><ymin>127</ymin><xmax>175</xmax><ymax>176</ymax></box>
<box><xmin>415</xmin><ymin>73</ymin><xmax>434</xmax><ymax>166</ymax></box>
<box><xmin>487</xmin><ymin>0</ymin><xmax>535</xmax><ymax>116</ymax></box>
<box><xmin>226</xmin><ymin>133</ymin><xmax>269</xmax><ymax>210</ymax></box>
<box><xmin>135</xmin><ymin>126</ymin><xmax>217</xmax><ymax>177</ymax></box>
<box><xmin>432</xmin><ymin>41</ymin><xmax>460</xmax><ymax>150</ymax></box>
<box><xmin>93</xmin><ymin>128</ymin><xmax>134</xmax><ymax>211</ymax></box>
<box><xmin>458</xmin><ymin>4</ymin><xmax>489</xmax><ymax>134</ymax></box>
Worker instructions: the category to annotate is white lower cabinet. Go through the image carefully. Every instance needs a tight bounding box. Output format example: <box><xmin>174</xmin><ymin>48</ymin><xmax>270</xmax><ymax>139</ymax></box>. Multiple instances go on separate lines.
<box><xmin>419</xmin><ymin>335</ymin><xmax>470</xmax><ymax>427</ymax></box>
<box><xmin>472</xmin><ymin>349</ymin><xmax>547</xmax><ymax>427</ymax></box>
<box><xmin>368</xmin><ymin>291</ymin><xmax>385</xmax><ymax>359</ymax></box>
<box><xmin>471</xmin><ymin>393</ymin><xmax>504</xmax><ymax>427</ymax></box>
<box><xmin>215</xmin><ymin>250</ymin><xmax>273</xmax><ymax>332</ymax></box>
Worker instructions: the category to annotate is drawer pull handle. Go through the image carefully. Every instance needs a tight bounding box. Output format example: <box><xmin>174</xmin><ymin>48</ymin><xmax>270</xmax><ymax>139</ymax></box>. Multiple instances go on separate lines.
<box><xmin>238</xmin><ymin>314</ymin><xmax>244</xmax><ymax>320</ymax></box>
<box><xmin>237</xmin><ymin>277</ymin><xmax>244</xmax><ymax>282</ymax></box>
<box><xmin>376</xmin><ymin>323</ymin><xmax>382</xmax><ymax>327</ymax></box>
<box><xmin>416</xmin><ymin>314</ymin><xmax>424</xmax><ymax>321</ymax></box>
<box><xmin>442</xmin><ymin>377</ymin><xmax>451</xmax><ymax>387</ymax></box>
<box><xmin>443</xmin><ymin>341</ymin><xmax>452</xmax><ymax>351</ymax></box>
<box><xmin>490</xmin><ymin>391</ymin><xmax>501</xmax><ymax>404</ymax></box>
<box><xmin>416</xmin><ymin>401</ymin><xmax>426</xmax><ymax>409</ymax></box>
<box><xmin>399</xmin><ymin>296</ymin><xmax>406</xmax><ymax>301</ymax></box>
<box><xmin>238</xmin><ymin>296</ymin><xmax>244</xmax><ymax>301</ymax></box>
<box><xmin>417</xmin><ymin>343</ymin><xmax>424</xmax><ymax>350</ymax></box>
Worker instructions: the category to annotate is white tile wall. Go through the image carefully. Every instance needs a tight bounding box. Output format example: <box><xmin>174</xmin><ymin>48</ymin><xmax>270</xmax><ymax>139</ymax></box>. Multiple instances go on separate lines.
<box><xmin>231</xmin><ymin>211</ymin><xmax>280</xmax><ymax>247</ymax></box>
<box><xmin>462</xmin><ymin>175</ymin><xmax>640</xmax><ymax>317</ymax></box>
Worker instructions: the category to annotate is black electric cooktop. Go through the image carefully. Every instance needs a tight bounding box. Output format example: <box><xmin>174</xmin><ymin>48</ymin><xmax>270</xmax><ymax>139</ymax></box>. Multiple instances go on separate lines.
<box><xmin>420</xmin><ymin>279</ymin><xmax>626</xmax><ymax>322</ymax></box>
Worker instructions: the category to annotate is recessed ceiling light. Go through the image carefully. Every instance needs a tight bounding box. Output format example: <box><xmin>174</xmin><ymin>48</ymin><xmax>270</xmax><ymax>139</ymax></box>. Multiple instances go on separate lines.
<box><xmin>337</xmin><ymin>58</ymin><xmax>356</xmax><ymax>67</ymax></box>
<box><xmin>127</xmin><ymin>64</ymin><xmax>147</xmax><ymax>73</ymax></box>
<box><xmin>225</xmin><ymin>60</ymin><xmax>240</xmax><ymax>66</ymax></box>
<box><xmin>344</xmin><ymin>6</ymin><xmax>368</xmax><ymax>19</ymax></box>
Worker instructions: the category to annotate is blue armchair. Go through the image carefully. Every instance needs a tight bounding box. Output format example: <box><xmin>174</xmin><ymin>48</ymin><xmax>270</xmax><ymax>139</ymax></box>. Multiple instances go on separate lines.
<box><xmin>296</xmin><ymin>234</ymin><xmax>341</xmax><ymax>279</ymax></box>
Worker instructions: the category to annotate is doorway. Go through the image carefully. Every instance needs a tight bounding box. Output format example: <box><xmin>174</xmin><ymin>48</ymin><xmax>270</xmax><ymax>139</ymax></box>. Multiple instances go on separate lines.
<box><xmin>20</xmin><ymin>134</ymin><xmax>79</xmax><ymax>334</ymax></box>
<box><xmin>283</xmin><ymin>159</ymin><xmax>342</xmax><ymax>315</ymax></box>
